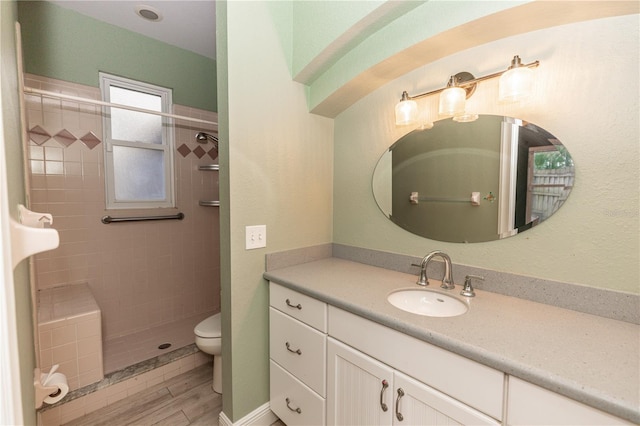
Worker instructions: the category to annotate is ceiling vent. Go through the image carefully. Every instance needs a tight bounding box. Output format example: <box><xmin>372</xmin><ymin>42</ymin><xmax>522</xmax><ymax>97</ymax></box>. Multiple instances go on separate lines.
<box><xmin>135</xmin><ymin>5</ymin><xmax>163</xmax><ymax>22</ymax></box>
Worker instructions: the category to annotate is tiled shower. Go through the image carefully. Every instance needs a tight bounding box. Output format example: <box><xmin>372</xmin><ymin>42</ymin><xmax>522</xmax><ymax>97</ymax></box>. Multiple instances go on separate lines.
<box><xmin>24</xmin><ymin>74</ymin><xmax>220</xmax><ymax>389</ymax></box>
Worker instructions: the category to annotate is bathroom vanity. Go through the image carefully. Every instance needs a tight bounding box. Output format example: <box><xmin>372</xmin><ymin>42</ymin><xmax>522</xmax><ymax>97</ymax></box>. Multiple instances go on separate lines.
<box><xmin>265</xmin><ymin>257</ymin><xmax>639</xmax><ymax>425</ymax></box>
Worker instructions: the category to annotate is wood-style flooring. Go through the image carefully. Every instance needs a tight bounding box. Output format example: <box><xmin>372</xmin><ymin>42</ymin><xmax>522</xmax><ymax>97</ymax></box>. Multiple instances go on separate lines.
<box><xmin>64</xmin><ymin>363</ymin><xmax>285</xmax><ymax>426</ymax></box>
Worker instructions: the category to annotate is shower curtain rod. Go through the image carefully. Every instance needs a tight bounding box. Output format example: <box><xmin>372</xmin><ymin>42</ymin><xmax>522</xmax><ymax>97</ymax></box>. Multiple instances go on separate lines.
<box><xmin>23</xmin><ymin>87</ymin><xmax>218</xmax><ymax>127</ymax></box>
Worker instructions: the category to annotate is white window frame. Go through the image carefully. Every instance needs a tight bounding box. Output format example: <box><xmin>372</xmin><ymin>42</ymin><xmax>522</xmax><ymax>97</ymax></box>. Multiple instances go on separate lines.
<box><xmin>100</xmin><ymin>73</ymin><xmax>175</xmax><ymax>209</ymax></box>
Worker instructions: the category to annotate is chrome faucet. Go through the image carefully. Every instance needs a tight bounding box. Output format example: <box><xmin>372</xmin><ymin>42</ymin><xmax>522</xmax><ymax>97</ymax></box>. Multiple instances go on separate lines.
<box><xmin>415</xmin><ymin>250</ymin><xmax>454</xmax><ymax>289</ymax></box>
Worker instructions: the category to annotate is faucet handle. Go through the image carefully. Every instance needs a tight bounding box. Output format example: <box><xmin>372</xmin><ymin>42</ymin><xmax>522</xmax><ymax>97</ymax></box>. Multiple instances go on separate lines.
<box><xmin>460</xmin><ymin>275</ymin><xmax>484</xmax><ymax>297</ymax></box>
<box><xmin>411</xmin><ymin>263</ymin><xmax>428</xmax><ymax>286</ymax></box>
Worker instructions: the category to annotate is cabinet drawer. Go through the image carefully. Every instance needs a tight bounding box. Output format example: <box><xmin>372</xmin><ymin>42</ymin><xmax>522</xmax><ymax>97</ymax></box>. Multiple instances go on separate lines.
<box><xmin>270</xmin><ymin>283</ymin><xmax>327</xmax><ymax>332</ymax></box>
<box><xmin>270</xmin><ymin>308</ymin><xmax>326</xmax><ymax>396</ymax></box>
<box><xmin>270</xmin><ymin>360</ymin><xmax>325</xmax><ymax>426</ymax></box>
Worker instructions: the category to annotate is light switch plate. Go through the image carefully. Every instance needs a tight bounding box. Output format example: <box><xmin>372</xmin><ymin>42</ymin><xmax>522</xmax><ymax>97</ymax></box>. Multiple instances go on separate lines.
<box><xmin>246</xmin><ymin>225</ymin><xmax>266</xmax><ymax>249</ymax></box>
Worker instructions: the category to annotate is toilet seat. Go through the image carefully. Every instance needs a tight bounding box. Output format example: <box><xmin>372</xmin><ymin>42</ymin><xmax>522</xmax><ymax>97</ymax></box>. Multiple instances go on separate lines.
<box><xmin>195</xmin><ymin>313</ymin><xmax>221</xmax><ymax>338</ymax></box>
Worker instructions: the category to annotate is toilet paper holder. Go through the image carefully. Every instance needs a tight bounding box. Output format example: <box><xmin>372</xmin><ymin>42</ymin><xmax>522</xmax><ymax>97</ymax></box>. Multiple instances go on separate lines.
<box><xmin>34</xmin><ymin>366</ymin><xmax>65</xmax><ymax>409</ymax></box>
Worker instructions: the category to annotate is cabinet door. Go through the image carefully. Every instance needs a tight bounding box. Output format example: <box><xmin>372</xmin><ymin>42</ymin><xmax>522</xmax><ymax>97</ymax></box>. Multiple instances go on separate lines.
<box><xmin>393</xmin><ymin>371</ymin><xmax>500</xmax><ymax>426</ymax></box>
<box><xmin>327</xmin><ymin>338</ymin><xmax>394</xmax><ymax>426</ymax></box>
<box><xmin>507</xmin><ymin>377</ymin><xmax>633</xmax><ymax>425</ymax></box>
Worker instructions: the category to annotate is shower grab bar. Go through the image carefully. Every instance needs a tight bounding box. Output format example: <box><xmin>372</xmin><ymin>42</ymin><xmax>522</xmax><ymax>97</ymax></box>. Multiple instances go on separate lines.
<box><xmin>198</xmin><ymin>164</ymin><xmax>220</xmax><ymax>171</ymax></box>
<box><xmin>101</xmin><ymin>212</ymin><xmax>184</xmax><ymax>224</ymax></box>
<box><xmin>24</xmin><ymin>87</ymin><xmax>218</xmax><ymax>127</ymax></box>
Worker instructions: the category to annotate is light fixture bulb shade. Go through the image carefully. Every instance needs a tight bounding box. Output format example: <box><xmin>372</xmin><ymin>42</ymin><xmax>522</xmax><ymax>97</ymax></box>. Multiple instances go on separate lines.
<box><xmin>499</xmin><ymin>66</ymin><xmax>534</xmax><ymax>102</ymax></box>
<box><xmin>453</xmin><ymin>113</ymin><xmax>479</xmax><ymax>123</ymax></box>
<box><xmin>439</xmin><ymin>87</ymin><xmax>466</xmax><ymax>116</ymax></box>
<box><xmin>395</xmin><ymin>99</ymin><xmax>418</xmax><ymax>125</ymax></box>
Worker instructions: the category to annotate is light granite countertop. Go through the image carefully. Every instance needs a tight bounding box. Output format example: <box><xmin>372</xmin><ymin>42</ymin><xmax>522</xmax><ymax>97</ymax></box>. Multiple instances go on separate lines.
<box><xmin>264</xmin><ymin>257</ymin><xmax>640</xmax><ymax>423</ymax></box>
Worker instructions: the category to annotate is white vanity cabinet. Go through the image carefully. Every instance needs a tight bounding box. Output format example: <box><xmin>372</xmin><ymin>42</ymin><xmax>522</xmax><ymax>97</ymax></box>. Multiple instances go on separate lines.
<box><xmin>506</xmin><ymin>377</ymin><xmax>633</xmax><ymax>425</ymax></box>
<box><xmin>327</xmin><ymin>306</ymin><xmax>503</xmax><ymax>425</ymax></box>
<box><xmin>327</xmin><ymin>338</ymin><xmax>499</xmax><ymax>426</ymax></box>
<box><xmin>269</xmin><ymin>284</ymin><xmax>327</xmax><ymax>425</ymax></box>
<box><xmin>328</xmin><ymin>306</ymin><xmax>505</xmax><ymax>421</ymax></box>
<box><xmin>268</xmin><ymin>282</ymin><xmax>633</xmax><ymax>425</ymax></box>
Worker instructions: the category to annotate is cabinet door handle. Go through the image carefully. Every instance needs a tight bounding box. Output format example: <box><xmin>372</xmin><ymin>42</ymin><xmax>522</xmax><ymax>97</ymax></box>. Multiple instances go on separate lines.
<box><xmin>379</xmin><ymin>379</ymin><xmax>389</xmax><ymax>412</ymax></box>
<box><xmin>395</xmin><ymin>388</ymin><xmax>405</xmax><ymax>421</ymax></box>
<box><xmin>285</xmin><ymin>342</ymin><xmax>302</xmax><ymax>355</ymax></box>
<box><xmin>285</xmin><ymin>397</ymin><xmax>302</xmax><ymax>414</ymax></box>
<box><xmin>285</xmin><ymin>298</ymin><xmax>302</xmax><ymax>310</ymax></box>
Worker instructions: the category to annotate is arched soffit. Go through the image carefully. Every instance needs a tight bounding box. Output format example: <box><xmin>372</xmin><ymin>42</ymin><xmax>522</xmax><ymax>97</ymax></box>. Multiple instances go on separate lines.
<box><xmin>309</xmin><ymin>1</ymin><xmax>639</xmax><ymax>118</ymax></box>
<box><xmin>292</xmin><ymin>1</ymin><xmax>425</xmax><ymax>83</ymax></box>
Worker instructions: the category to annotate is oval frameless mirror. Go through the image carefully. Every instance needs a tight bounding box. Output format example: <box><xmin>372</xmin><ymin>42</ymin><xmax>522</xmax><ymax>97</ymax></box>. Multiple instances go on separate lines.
<box><xmin>372</xmin><ymin>115</ymin><xmax>574</xmax><ymax>243</ymax></box>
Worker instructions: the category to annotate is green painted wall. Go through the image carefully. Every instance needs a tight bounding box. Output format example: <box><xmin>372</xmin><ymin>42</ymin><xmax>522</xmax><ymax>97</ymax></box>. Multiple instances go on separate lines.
<box><xmin>18</xmin><ymin>1</ymin><xmax>216</xmax><ymax>112</ymax></box>
<box><xmin>304</xmin><ymin>0</ymin><xmax>528</xmax><ymax>113</ymax></box>
<box><xmin>215</xmin><ymin>0</ymin><xmax>233</xmax><ymax>419</ymax></box>
<box><xmin>1</xmin><ymin>1</ymin><xmax>36</xmax><ymax>423</ymax></box>
<box><xmin>333</xmin><ymin>14</ymin><xmax>639</xmax><ymax>293</ymax></box>
<box><xmin>222</xmin><ymin>1</ymin><xmax>333</xmax><ymax>421</ymax></box>
<box><xmin>291</xmin><ymin>0</ymin><xmax>385</xmax><ymax>79</ymax></box>
<box><xmin>292</xmin><ymin>0</ymin><xmax>424</xmax><ymax>83</ymax></box>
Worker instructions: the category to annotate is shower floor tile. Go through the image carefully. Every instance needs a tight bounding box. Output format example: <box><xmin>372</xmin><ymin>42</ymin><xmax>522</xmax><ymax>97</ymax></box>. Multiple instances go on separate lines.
<box><xmin>103</xmin><ymin>312</ymin><xmax>214</xmax><ymax>374</ymax></box>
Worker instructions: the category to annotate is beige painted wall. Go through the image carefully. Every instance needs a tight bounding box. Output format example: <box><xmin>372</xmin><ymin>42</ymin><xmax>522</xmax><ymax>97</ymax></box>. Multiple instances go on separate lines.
<box><xmin>334</xmin><ymin>14</ymin><xmax>639</xmax><ymax>293</ymax></box>
<box><xmin>222</xmin><ymin>1</ymin><xmax>334</xmax><ymax>420</ymax></box>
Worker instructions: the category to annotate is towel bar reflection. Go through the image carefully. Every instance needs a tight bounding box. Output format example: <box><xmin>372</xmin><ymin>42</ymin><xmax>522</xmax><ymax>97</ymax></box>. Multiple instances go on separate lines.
<box><xmin>409</xmin><ymin>191</ymin><xmax>482</xmax><ymax>205</ymax></box>
<box><xmin>101</xmin><ymin>212</ymin><xmax>184</xmax><ymax>224</ymax></box>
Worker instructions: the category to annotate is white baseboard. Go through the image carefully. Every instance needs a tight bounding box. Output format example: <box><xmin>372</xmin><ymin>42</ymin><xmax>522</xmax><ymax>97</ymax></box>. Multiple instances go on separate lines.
<box><xmin>218</xmin><ymin>402</ymin><xmax>278</xmax><ymax>426</ymax></box>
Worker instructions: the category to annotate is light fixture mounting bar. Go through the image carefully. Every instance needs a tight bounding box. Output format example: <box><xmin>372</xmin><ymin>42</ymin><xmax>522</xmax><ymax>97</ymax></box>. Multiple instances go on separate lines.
<box><xmin>402</xmin><ymin>60</ymin><xmax>540</xmax><ymax>101</ymax></box>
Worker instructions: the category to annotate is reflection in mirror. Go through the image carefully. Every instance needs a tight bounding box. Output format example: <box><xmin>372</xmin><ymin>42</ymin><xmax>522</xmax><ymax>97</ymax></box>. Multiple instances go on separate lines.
<box><xmin>372</xmin><ymin>115</ymin><xmax>574</xmax><ymax>243</ymax></box>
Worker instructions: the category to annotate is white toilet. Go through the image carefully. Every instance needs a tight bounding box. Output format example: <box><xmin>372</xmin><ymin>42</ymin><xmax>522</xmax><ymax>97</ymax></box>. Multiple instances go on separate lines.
<box><xmin>194</xmin><ymin>313</ymin><xmax>222</xmax><ymax>393</ymax></box>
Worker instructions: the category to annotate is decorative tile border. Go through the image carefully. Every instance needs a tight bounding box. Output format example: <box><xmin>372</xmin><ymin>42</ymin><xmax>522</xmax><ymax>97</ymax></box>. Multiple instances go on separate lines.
<box><xmin>29</xmin><ymin>125</ymin><xmax>102</xmax><ymax>150</ymax></box>
<box><xmin>29</xmin><ymin>125</ymin><xmax>52</xmax><ymax>145</ymax></box>
<box><xmin>28</xmin><ymin>124</ymin><xmax>218</xmax><ymax>159</ymax></box>
<box><xmin>176</xmin><ymin>143</ymin><xmax>218</xmax><ymax>160</ymax></box>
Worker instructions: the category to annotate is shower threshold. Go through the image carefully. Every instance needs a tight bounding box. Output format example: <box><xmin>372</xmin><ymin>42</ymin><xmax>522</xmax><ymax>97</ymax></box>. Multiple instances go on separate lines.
<box><xmin>103</xmin><ymin>312</ymin><xmax>213</xmax><ymax>374</ymax></box>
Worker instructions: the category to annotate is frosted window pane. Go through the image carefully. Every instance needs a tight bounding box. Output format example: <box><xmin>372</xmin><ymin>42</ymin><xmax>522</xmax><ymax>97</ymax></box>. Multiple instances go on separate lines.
<box><xmin>113</xmin><ymin>146</ymin><xmax>165</xmax><ymax>201</ymax></box>
<box><xmin>110</xmin><ymin>86</ymin><xmax>163</xmax><ymax>144</ymax></box>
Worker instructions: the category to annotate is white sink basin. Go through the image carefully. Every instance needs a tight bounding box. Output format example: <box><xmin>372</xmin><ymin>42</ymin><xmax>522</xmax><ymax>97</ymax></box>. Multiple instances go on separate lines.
<box><xmin>387</xmin><ymin>288</ymin><xmax>468</xmax><ymax>317</ymax></box>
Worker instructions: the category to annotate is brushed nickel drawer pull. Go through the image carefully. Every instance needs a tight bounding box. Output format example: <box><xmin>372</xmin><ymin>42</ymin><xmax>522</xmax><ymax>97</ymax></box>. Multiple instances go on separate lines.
<box><xmin>285</xmin><ymin>342</ymin><xmax>302</xmax><ymax>355</ymax></box>
<box><xmin>285</xmin><ymin>299</ymin><xmax>302</xmax><ymax>310</ymax></box>
<box><xmin>380</xmin><ymin>379</ymin><xmax>389</xmax><ymax>412</ymax></box>
<box><xmin>395</xmin><ymin>388</ymin><xmax>405</xmax><ymax>421</ymax></box>
<box><xmin>285</xmin><ymin>397</ymin><xmax>302</xmax><ymax>414</ymax></box>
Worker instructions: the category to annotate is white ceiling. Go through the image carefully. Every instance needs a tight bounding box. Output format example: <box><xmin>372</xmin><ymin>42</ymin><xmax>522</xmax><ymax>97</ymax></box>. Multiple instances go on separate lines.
<box><xmin>48</xmin><ymin>1</ymin><xmax>216</xmax><ymax>59</ymax></box>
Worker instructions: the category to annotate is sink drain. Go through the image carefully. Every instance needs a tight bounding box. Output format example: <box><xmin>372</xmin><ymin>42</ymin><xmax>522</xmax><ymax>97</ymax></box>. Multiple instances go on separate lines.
<box><xmin>158</xmin><ymin>343</ymin><xmax>171</xmax><ymax>350</ymax></box>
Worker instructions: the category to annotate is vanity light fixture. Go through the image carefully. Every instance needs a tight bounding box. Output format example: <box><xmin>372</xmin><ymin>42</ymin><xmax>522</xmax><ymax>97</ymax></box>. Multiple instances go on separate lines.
<box><xmin>452</xmin><ymin>112</ymin><xmax>479</xmax><ymax>123</ymax></box>
<box><xmin>438</xmin><ymin>75</ymin><xmax>467</xmax><ymax>117</ymax></box>
<box><xmin>499</xmin><ymin>55</ymin><xmax>535</xmax><ymax>102</ymax></box>
<box><xmin>395</xmin><ymin>55</ymin><xmax>539</xmax><ymax>126</ymax></box>
<box><xmin>395</xmin><ymin>91</ymin><xmax>418</xmax><ymax>125</ymax></box>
